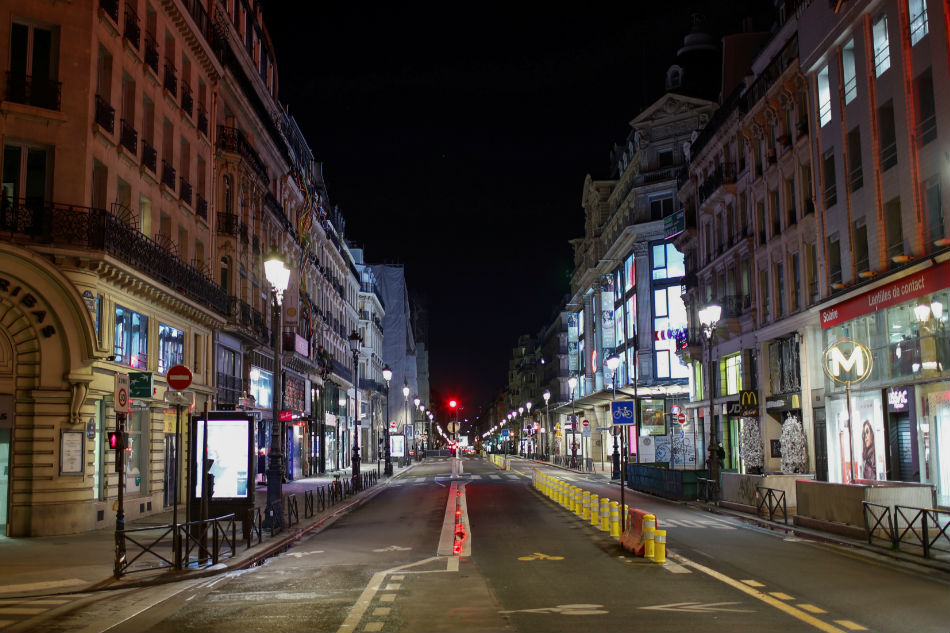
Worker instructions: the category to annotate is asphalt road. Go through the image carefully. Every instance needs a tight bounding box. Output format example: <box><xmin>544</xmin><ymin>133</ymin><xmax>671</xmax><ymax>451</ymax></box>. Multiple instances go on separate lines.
<box><xmin>23</xmin><ymin>457</ymin><xmax>950</xmax><ymax>633</ymax></box>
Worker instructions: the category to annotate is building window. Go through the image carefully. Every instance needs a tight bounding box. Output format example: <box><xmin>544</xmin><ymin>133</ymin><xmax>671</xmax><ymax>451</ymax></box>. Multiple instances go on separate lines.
<box><xmin>847</xmin><ymin>127</ymin><xmax>863</xmax><ymax>192</ymax></box>
<box><xmin>651</xmin><ymin>243</ymin><xmax>685</xmax><ymax>280</ymax></box>
<box><xmin>158</xmin><ymin>323</ymin><xmax>184</xmax><ymax>374</ymax></box>
<box><xmin>759</xmin><ymin>268</ymin><xmax>770</xmax><ymax>322</ymax></box>
<box><xmin>775</xmin><ymin>261</ymin><xmax>786</xmax><ymax>317</ymax></box>
<box><xmin>114</xmin><ymin>305</ymin><xmax>148</xmax><ymax>368</ymax></box>
<box><xmin>908</xmin><ymin>0</ymin><xmax>928</xmax><ymax>45</ymax></box>
<box><xmin>842</xmin><ymin>39</ymin><xmax>857</xmax><ymax>104</ymax></box>
<box><xmin>720</xmin><ymin>352</ymin><xmax>742</xmax><ymax>396</ymax></box>
<box><xmin>8</xmin><ymin>21</ymin><xmax>60</xmax><ymax>110</ymax></box>
<box><xmin>817</xmin><ymin>65</ymin><xmax>832</xmax><ymax>126</ymax></box>
<box><xmin>878</xmin><ymin>100</ymin><xmax>898</xmax><ymax>171</ymax></box>
<box><xmin>924</xmin><ymin>179</ymin><xmax>945</xmax><ymax>244</ymax></box>
<box><xmin>872</xmin><ymin>14</ymin><xmax>890</xmax><ymax>76</ymax></box>
<box><xmin>854</xmin><ymin>219</ymin><xmax>870</xmax><ymax>274</ymax></box>
<box><xmin>124</xmin><ymin>409</ymin><xmax>149</xmax><ymax>493</ymax></box>
<box><xmin>885</xmin><ymin>197</ymin><xmax>904</xmax><ymax>259</ymax></box>
<box><xmin>822</xmin><ymin>150</ymin><xmax>837</xmax><ymax>208</ymax></box>
<box><xmin>791</xmin><ymin>252</ymin><xmax>802</xmax><ymax>312</ymax></box>
<box><xmin>626</xmin><ymin>295</ymin><xmax>637</xmax><ymax>341</ymax></box>
<box><xmin>653</xmin><ymin>286</ymin><xmax>688</xmax><ymax>379</ymax></box>
<box><xmin>2</xmin><ymin>143</ymin><xmax>50</xmax><ymax>211</ymax></box>
<box><xmin>624</xmin><ymin>252</ymin><xmax>635</xmax><ymax>293</ymax></box>
<box><xmin>915</xmin><ymin>68</ymin><xmax>937</xmax><ymax>146</ymax></box>
<box><xmin>828</xmin><ymin>234</ymin><xmax>842</xmax><ymax>285</ymax></box>
<box><xmin>807</xmin><ymin>242</ymin><xmax>819</xmax><ymax>303</ymax></box>
<box><xmin>650</xmin><ymin>196</ymin><xmax>673</xmax><ymax>221</ymax></box>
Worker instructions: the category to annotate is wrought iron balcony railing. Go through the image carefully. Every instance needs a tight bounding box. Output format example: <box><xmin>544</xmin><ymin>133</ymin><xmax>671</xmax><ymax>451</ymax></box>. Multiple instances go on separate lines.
<box><xmin>179</xmin><ymin>177</ymin><xmax>192</xmax><ymax>206</ymax></box>
<box><xmin>180</xmin><ymin>80</ymin><xmax>193</xmax><ymax>117</ymax></box>
<box><xmin>195</xmin><ymin>193</ymin><xmax>207</xmax><ymax>220</ymax></box>
<box><xmin>217</xmin><ymin>212</ymin><xmax>239</xmax><ymax>236</ymax></box>
<box><xmin>5</xmin><ymin>72</ymin><xmax>62</xmax><ymax>110</ymax></box>
<box><xmin>216</xmin><ymin>125</ymin><xmax>268</xmax><ymax>183</ymax></box>
<box><xmin>119</xmin><ymin>118</ymin><xmax>138</xmax><ymax>155</ymax></box>
<box><xmin>144</xmin><ymin>33</ymin><xmax>159</xmax><ymax>73</ymax></box>
<box><xmin>0</xmin><ymin>199</ymin><xmax>228</xmax><ymax>314</ymax></box>
<box><xmin>141</xmin><ymin>138</ymin><xmax>157</xmax><ymax>173</ymax></box>
<box><xmin>123</xmin><ymin>4</ymin><xmax>140</xmax><ymax>49</ymax></box>
<box><xmin>163</xmin><ymin>59</ymin><xmax>177</xmax><ymax>96</ymax></box>
<box><xmin>94</xmin><ymin>94</ymin><xmax>115</xmax><ymax>133</ymax></box>
<box><xmin>161</xmin><ymin>159</ymin><xmax>176</xmax><ymax>190</ymax></box>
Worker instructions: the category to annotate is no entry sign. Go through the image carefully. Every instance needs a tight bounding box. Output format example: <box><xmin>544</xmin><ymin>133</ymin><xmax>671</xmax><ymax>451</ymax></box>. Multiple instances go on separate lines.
<box><xmin>167</xmin><ymin>364</ymin><xmax>193</xmax><ymax>391</ymax></box>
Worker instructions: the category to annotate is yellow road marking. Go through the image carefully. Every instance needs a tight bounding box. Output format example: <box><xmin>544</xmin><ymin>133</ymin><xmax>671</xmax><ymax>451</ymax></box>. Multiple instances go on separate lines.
<box><xmin>741</xmin><ymin>579</ymin><xmax>765</xmax><ymax>587</ymax></box>
<box><xmin>834</xmin><ymin>621</ymin><xmax>868</xmax><ymax>631</ymax></box>
<box><xmin>384</xmin><ymin>583</ymin><xmax>401</xmax><ymax>590</ymax></box>
<box><xmin>770</xmin><ymin>592</ymin><xmax>795</xmax><ymax>601</ymax></box>
<box><xmin>379</xmin><ymin>594</ymin><xmax>396</xmax><ymax>603</ymax></box>
<box><xmin>668</xmin><ymin>552</ymin><xmax>847</xmax><ymax>633</ymax></box>
<box><xmin>517</xmin><ymin>552</ymin><xmax>564</xmax><ymax>561</ymax></box>
<box><xmin>799</xmin><ymin>604</ymin><xmax>828</xmax><ymax>614</ymax></box>
<box><xmin>364</xmin><ymin>622</ymin><xmax>384</xmax><ymax>632</ymax></box>
<box><xmin>372</xmin><ymin>608</ymin><xmax>390</xmax><ymax>616</ymax></box>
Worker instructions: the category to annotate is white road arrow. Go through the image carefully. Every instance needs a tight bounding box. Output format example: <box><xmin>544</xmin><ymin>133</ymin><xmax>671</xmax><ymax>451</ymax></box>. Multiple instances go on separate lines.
<box><xmin>372</xmin><ymin>545</ymin><xmax>412</xmax><ymax>552</ymax></box>
<box><xmin>640</xmin><ymin>602</ymin><xmax>754</xmax><ymax>613</ymax></box>
<box><xmin>499</xmin><ymin>604</ymin><xmax>608</xmax><ymax>615</ymax></box>
<box><xmin>286</xmin><ymin>550</ymin><xmax>324</xmax><ymax>559</ymax></box>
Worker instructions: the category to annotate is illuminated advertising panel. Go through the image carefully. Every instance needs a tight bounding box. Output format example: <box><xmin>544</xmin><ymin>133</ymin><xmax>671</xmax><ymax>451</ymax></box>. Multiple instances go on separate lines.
<box><xmin>390</xmin><ymin>434</ymin><xmax>405</xmax><ymax>457</ymax></box>
<box><xmin>193</xmin><ymin>415</ymin><xmax>253</xmax><ymax>499</ymax></box>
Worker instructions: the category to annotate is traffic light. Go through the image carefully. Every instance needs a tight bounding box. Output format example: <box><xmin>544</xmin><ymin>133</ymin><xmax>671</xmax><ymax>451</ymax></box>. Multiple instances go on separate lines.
<box><xmin>108</xmin><ymin>432</ymin><xmax>128</xmax><ymax>472</ymax></box>
<box><xmin>449</xmin><ymin>399</ymin><xmax>457</xmax><ymax>409</ymax></box>
<box><xmin>108</xmin><ymin>431</ymin><xmax>119</xmax><ymax>449</ymax></box>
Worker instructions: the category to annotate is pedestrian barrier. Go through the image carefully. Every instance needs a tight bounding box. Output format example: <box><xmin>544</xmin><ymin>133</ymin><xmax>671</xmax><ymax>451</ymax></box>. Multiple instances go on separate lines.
<box><xmin>756</xmin><ymin>485</ymin><xmax>787</xmax><ymax>524</ymax></box>
<box><xmin>654</xmin><ymin>529</ymin><xmax>667</xmax><ymax>563</ymax></box>
<box><xmin>304</xmin><ymin>489</ymin><xmax>315</xmax><ymax>518</ymax></box>
<box><xmin>590</xmin><ymin>494</ymin><xmax>600</xmax><ymax>527</ymax></box>
<box><xmin>619</xmin><ymin>509</ymin><xmax>657</xmax><ymax>558</ymax></box>
<box><xmin>609</xmin><ymin>502</ymin><xmax>621</xmax><ymax>538</ymax></box>
<box><xmin>285</xmin><ymin>493</ymin><xmax>300</xmax><ymax>527</ymax></box>
<box><xmin>863</xmin><ymin>501</ymin><xmax>950</xmax><ymax>559</ymax></box>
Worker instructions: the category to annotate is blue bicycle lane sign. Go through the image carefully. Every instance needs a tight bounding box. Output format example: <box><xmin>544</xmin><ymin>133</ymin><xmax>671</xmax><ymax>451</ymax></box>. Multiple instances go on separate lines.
<box><xmin>610</xmin><ymin>401</ymin><xmax>636</xmax><ymax>425</ymax></box>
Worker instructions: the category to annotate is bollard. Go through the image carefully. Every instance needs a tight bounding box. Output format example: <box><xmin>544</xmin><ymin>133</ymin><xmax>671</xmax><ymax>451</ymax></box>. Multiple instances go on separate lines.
<box><xmin>582</xmin><ymin>490</ymin><xmax>591</xmax><ymax>521</ymax></box>
<box><xmin>600</xmin><ymin>498</ymin><xmax>610</xmax><ymax>532</ymax></box>
<box><xmin>643</xmin><ymin>514</ymin><xmax>656</xmax><ymax>560</ymax></box>
<box><xmin>590</xmin><ymin>494</ymin><xmax>600</xmax><ymax>527</ymax></box>
<box><xmin>609</xmin><ymin>501</ymin><xmax>621</xmax><ymax>538</ymax></box>
<box><xmin>558</xmin><ymin>481</ymin><xmax>565</xmax><ymax>506</ymax></box>
<box><xmin>654</xmin><ymin>529</ymin><xmax>666</xmax><ymax>563</ymax></box>
<box><xmin>568</xmin><ymin>486</ymin><xmax>575</xmax><ymax>512</ymax></box>
<box><xmin>573</xmin><ymin>487</ymin><xmax>581</xmax><ymax>515</ymax></box>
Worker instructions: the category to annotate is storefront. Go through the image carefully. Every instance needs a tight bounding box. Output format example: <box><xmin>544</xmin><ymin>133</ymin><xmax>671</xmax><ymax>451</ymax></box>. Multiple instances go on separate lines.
<box><xmin>820</xmin><ymin>260</ymin><xmax>950</xmax><ymax>505</ymax></box>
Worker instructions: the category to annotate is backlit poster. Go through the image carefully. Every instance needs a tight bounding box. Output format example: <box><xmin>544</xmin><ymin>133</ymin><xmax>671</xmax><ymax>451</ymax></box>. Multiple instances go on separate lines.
<box><xmin>194</xmin><ymin>416</ymin><xmax>252</xmax><ymax>499</ymax></box>
<box><xmin>390</xmin><ymin>434</ymin><xmax>405</xmax><ymax>458</ymax></box>
<box><xmin>601</xmin><ymin>274</ymin><xmax>615</xmax><ymax>353</ymax></box>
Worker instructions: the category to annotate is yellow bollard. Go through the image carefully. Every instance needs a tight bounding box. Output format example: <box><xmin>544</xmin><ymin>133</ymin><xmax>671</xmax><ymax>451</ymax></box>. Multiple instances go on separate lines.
<box><xmin>609</xmin><ymin>501</ymin><xmax>621</xmax><ymax>538</ymax></box>
<box><xmin>558</xmin><ymin>481</ymin><xmax>565</xmax><ymax>506</ymax></box>
<box><xmin>582</xmin><ymin>490</ymin><xmax>591</xmax><ymax>520</ymax></box>
<box><xmin>569</xmin><ymin>486</ymin><xmax>576</xmax><ymax>512</ymax></box>
<box><xmin>643</xmin><ymin>514</ymin><xmax>656</xmax><ymax>560</ymax></box>
<box><xmin>573</xmin><ymin>487</ymin><xmax>582</xmax><ymax>516</ymax></box>
<box><xmin>654</xmin><ymin>529</ymin><xmax>666</xmax><ymax>563</ymax></box>
<box><xmin>590</xmin><ymin>494</ymin><xmax>599</xmax><ymax>526</ymax></box>
<box><xmin>600</xmin><ymin>498</ymin><xmax>610</xmax><ymax>532</ymax></box>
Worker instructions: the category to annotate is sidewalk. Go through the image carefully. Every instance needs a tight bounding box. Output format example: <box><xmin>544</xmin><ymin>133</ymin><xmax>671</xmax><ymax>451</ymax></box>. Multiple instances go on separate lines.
<box><xmin>0</xmin><ymin>461</ymin><xmax>421</xmax><ymax>599</ymax></box>
<box><xmin>518</xmin><ymin>455</ymin><xmax>950</xmax><ymax>575</ymax></box>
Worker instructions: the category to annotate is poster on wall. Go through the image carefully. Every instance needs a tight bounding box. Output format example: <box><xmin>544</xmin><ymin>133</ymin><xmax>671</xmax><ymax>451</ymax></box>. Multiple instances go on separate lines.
<box><xmin>193</xmin><ymin>415</ymin><xmax>253</xmax><ymax>499</ymax></box>
<box><xmin>854</xmin><ymin>393</ymin><xmax>885</xmax><ymax>481</ymax></box>
<box><xmin>640</xmin><ymin>398</ymin><xmax>667</xmax><ymax>435</ymax></box>
<box><xmin>639</xmin><ymin>434</ymin><xmax>656</xmax><ymax>463</ymax></box>
<box><xmin>601</xmin><ymin>275</ymin><xmax>615</xmax><ymax>351</ymax></box>
<box><xmin>390</xmin><ymin>434</ymin><xmax>405</xmax><ymax>458</ymax></box>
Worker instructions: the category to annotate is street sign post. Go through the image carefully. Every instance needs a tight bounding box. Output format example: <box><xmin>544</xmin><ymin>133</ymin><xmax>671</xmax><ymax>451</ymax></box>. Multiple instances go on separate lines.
<box><xmin>114</xmin><ymin>373</ymin><xmax>130</xmax><ymax>414</ymax></box>
<box><xmin>610</xmin><ymin>401</ymin><xmax>636</xmax><ymax>425</ymax></box>
<box><xmin>676</xmin><ymin>412</ymin><xmax>687</xmax><ymax>424</ymax></box>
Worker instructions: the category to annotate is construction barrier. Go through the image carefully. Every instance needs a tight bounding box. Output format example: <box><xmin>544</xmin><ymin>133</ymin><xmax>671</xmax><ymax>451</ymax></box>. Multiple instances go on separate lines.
<box><xmin>619</xmin><ymin>509</ymin><xmax>658</xmax><ymax>557</ymax></box>
<box><xmin>590</xmin><ymin>494</ymin><xmax>600</xmax><ymax>527</ymax></box>
<box><xmin>654</xmin><ymin>529</ymin><xmax>667</xmax><ymax>563</ymax></box>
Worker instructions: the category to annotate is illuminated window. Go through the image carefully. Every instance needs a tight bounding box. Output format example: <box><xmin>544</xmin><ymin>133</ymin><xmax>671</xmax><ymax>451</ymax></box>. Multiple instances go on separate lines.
<box><xmin>114</xmin><ymin>305</ymin><xmax>148</xmax><ymax>368</ymax></box>
<box><xmin>872</xmin><ymin>15</ymin><xmax>890</xmax><ymax>76</ymax></box>
<box><xmin>720</xmin><ymin>353</ymin><xmax>742</xmax><ymax>396</ymax></box>
<box><xmin>158</xmin><ymin>323</ymin><xmax>184</xmax><ymax>374</ymax></box>
<box><xmin>653</xmin><ymin>286</ymin><xmax>688</xmax><ymax>379</ymax></box>
<box><xmin>651</xmin><ymin>243</ymin><xmax>685</xmax><ymax>280</ymax></box>
<box><xmin>624</xmin><ymin>253</ymin><xmax>636</xmax><ymax>292</ymax></box>
<box><xmin>817</xmin><ymin>65</ymin><xmax>832</xmax><ymax>126</ymax></box>
<box><xmin>908</xmin><ymin>0</ymin><xmax>928</xmax><ymax>45</ymax></box>
<box><xmin>842</xmin><ymin>39</ymin><xmax>857</xmax><ymax>104</ymax></box>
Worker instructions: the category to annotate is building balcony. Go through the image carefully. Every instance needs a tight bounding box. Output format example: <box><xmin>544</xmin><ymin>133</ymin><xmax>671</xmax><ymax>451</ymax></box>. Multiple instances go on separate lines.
<box><xmin>144</xmin><ymin>34</ymin><xmax>159</xmax><ymax>74</ymax></box>
<box><xmin>217</xmin><ymin>125</ymin><xmax>267</xmax><ymax>183</ymax></box>
<box><xmin>698</xmin><ymin>162</ymin><xmax>737</xmax><ymax>210</ymax></box>
<box><xmin>179</xmin><ymin>177</ymin><xmax>192</xmax><ymax>206</ymax></box>
<box><xmin>1</xmin><ymin>198</ymin><xmax>227</xmax><ymax>314</ymax></box>
<box><xmin>160</xmin><ymin>159</ymin><xmax>176</xmax><ymax>190</ymax></box>
<box><xmin>94</xmin><ymin>94</ymin><xmax>115</xmax><ymax>133</ymax></box>
<box><xmin>216</xmin><ymin>212</ymin><xmax>239</xmax><ymax>237</ymax></box>
<box><xmin>141</xmin><ymin>139</ymin><xmax>157</xmax><ymax>173</ymax></box>
<box><xmin>119</xmin><ymin>118</ymin><xmax>137</xmax><ymax>155</ymax></box>
<box><xmin>5</xmin><ymin>72</ymin><xmax>62</xmax><ymax>111</ymax></box>
<box><xmin>180</xmin><ymin>80</ymin><xmax>193</xmax><ymax>117</ymax></box>
<box><xmin>163</xmin><ymin>60</ymin><xmax>177</xmax><ymax>96</ymax></box>
<box><xmin>195</xmin><ymin>193</ymin><xmax>208</xmax><ymax>220</ymax></box>
<box><xmin>123</xmin><ymin>4</ymin><xmax>140</xmax><ymax>49</ymax></box>
<box><xmin>197</xmin><ymin>103</ymin><xmax>208</xmax><ymax>136</ymax></box>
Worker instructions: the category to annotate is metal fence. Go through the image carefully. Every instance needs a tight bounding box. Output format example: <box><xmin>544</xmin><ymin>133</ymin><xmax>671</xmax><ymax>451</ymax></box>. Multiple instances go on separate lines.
<box><xmin>862</xmin><ymin>501</ymin><xmax>950</xmax><ymax>559</ymax></box>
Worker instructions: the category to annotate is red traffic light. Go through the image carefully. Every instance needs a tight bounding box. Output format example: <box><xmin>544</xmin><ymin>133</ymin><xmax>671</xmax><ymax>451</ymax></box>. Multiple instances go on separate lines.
<box><xmin>108</xmin><ymin>432</ymin><xmax>119</xmax><ymax>449</ymax></box>
<box><xmin>449</xmin><ymin>399</ymin><xmax>457</xmax><ymax>409</ymax></box>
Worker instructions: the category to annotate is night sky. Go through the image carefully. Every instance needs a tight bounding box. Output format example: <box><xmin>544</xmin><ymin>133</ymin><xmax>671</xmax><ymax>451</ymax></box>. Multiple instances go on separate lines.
<box><xmin>265</xmin><ymin>2</ymin><xmax>776</xmax><ymax>413</ymax></box>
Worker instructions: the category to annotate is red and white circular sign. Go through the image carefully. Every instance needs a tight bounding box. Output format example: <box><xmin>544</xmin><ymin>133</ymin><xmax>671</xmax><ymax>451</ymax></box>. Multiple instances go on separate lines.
<box><xmin>676</xmin><ymin>412</ymin><xmax>687</xmax><ymax>424</ymax></box>
<box><xmin>167</xmin><ymin>364</ymin><xmax>193</xmax><ymax>391</ymax></box>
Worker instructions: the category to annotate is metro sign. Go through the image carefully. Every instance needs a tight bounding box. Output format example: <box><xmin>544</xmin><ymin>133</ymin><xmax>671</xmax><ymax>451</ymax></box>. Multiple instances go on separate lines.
<box><xmin>822</xmin><ymin>339</ymin><xmax>873</xmax><ymax>385</ymax></box>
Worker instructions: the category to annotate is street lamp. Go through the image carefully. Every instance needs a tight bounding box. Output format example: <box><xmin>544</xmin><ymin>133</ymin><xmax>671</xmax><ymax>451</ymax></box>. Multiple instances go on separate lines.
<box><xmin>263</xmin><ymin>250</ymin><xmax>290</xmax><ymax>525</ymax></box>
<box><xmin>606</xmin><ymin>354</ymin><xmax>621</xmax><ymax>480</ymax></box>
<box><xmin>568</xmin><ymin>375</ymin><xmax>578</xmax><ymax>469</ymax></box>
<box><xmin>698</xmin><ymin>303</ymin><xmax>722</xmax><ymax>501</ymax></box>
<box><xmin>526</xmin><ymin>401</ymin><xmax>533</xmax><ymax>458</ymax></box>
<box><xmin>382</xmin><ymin>365</ymin><xmax>393</xmax><ymax>475</ymax></box>
<box><xmin>542</xmin><ymin>389</ymin><xmax>551</xmax><ymax>460</ymax></box>
<box><xmin>413</xmin><ymin>396</ymin><xmax>421</xmax><ymax>461</ymax></box>
<box><xmin>348</xmin><ymin>330</ymin><xmax>362</xmax><ymax>490</ymax></box>
<box><xmin>402</xmin><ymin>381</ymin><xmax>410</xmax><ymax>466</ymax></box>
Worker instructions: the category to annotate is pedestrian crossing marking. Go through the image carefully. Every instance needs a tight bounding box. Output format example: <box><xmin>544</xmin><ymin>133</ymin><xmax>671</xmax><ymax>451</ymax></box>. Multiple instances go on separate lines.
<box><xmin>364</xmin><ymin>622</ymin><xmax>384</xmax><ymax>632</ymax></box>
<box><xmin>769</xmin><ymin>592</ymin><xmax>795</xmax><ymax>601</ymax></box>
<box><xmin>384</xmin><ymin>583</ymin><xmax>401</xmax><ymax>590</ymax></box>
<box><xmin>834</xmin><ymin>621</ymin><xmax>867</xmax><ymax>631</ymax></box>
<box><xmin>379</xmin><ymin>594</ymin><xmax>396</xmax><ymax>603</ymax></box>
<box><xmin>372</xmin><ymin>608</ymin><xmax>391</xmax><ymax>616</ymax></box>
<box><xmin>489</xmin><ymin>475</ymin><xmax>501</xmax><ymax>479</ymax></box>
<box><xmin>662</xmin><ymin>518</ymin><xmax>735</xmax><ymax>530</ymax></box>
<box><xmin>798</xmin><ymin>604</ymin><xmax>828</xmax><ymax>614</ymax></box>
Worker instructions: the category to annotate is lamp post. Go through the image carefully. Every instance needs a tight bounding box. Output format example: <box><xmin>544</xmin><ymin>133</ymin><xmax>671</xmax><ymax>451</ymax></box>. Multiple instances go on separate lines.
<box><xmin>427</xmin><ymin>411</ymin><xmax>434</xmax><ymax>456</ymax></box>
<box><xmin>699</xmin><ymin>304</ymin><xmax>722</xmax><ymax>501</ymax></box>
<box><xmin>413</xmin><ymin>396</ymin><xmax>421</xmax><ymax>461</ymax></box>
<box><xmin>542</xmin><ymin>390</ymin><xmax>551</xmax><ymax>460</ymax></box>
<box><xmin>402</xmin><ymin>381</ymin><xmax>410</xmax><ymax>466</ymax></box>
<box><xmin>606</xmin><ymin>354</ymin><xmax>621</xmax><ymax>479</ymax></box>
<box><xmin>568</xmin><ymin>375</ymin><xmax>578</xmax><ymax>469</ymax></box>
<box><xmin>526</xmin><ymin>401</ymin><xmax>533</xmax><ymax>458</ymax></box>
<box><xmin>348</xmin><ymin>330</ymin><xmax>362</xmax><ymax>490</ymax></box>
<box><xmin>263</xmin><ymin>250</ymin><xmax>290</xmax><ymax>525</ymax></box>
<box><xmin>382</xmin><ymin>365</ymin><xmax>393</xmax><ymax>476</ymax></box>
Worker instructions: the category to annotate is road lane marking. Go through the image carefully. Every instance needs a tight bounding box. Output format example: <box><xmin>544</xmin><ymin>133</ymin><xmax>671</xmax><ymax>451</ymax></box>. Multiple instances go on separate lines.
<box><xmin>770</xmin><ymin>592</ymin><xmax>795</xmax><ymax>601</ymax></box>
<box><xmin>640</xmin><ymin>602</ymin><xmax>753</xmax><ymax>613</ymax></box>
<box><xmin>372</xmin><ymin>608</ymin><xmax>390</xmax><ymax>616</ymax></box>
<box><xmin>668</xmin><ymin>552</ymin><xmax>848</xmax><ymax>633</ymax></box>
<box><xmin>489</xmin><ymin>475</ymin><xmax>501</xmax><ymax>479</ymax></box>
<box><xmin>384</xmin><ymin>583</ymin><xmax>401</xmax><ymax>590</ymax></box>
<box><xmin>364</xmin><ymin>622</ymin><xmax>384</xmax><ymax>632</ymax></box>
<box><xmin>799</xmin><ymin>604</ymin><xmax>828</xmax><ymax>614</ymax></box>
<box><xmin>517</xmin><ymin>552</ymin><xmax>564</xmax><ymax>561</ymax></box>
<box><xmin>391</xmin><ymin>575</ymin><xmax>404</xmax><ymax>581</ymax></box>
<box><xmin>499</xmin><ymin>604</ymin><xmax>608</xmax><ymax>615</ymax></box>
<box><xmin>379</xmin><ymin>594</ymin><xmax>396</xmax><ymax>603</ymax></box>
<box><xmin>834</xmin><ymin>621</ymin><xmax>868</xmax><ymax>631</ymax></box>
<box><xmin>741</xmin><ymin>580</ymin><xmax>766</xmax><ymax>587</ymax></box>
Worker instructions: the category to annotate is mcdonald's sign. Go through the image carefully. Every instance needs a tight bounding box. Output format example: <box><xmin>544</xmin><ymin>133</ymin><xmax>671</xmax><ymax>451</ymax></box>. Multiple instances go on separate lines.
<box><xmin>740</xmin><ymin>390</ymin><xmax>759</xmax><ymax>417</ymax></box>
